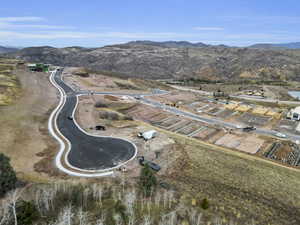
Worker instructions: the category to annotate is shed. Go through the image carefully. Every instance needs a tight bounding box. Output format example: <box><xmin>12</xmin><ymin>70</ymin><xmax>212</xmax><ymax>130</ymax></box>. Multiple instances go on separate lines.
<box><xmin>138</xmin><ymin>130</ymin><xmax>157</xmax><ymax>140</ymax></box>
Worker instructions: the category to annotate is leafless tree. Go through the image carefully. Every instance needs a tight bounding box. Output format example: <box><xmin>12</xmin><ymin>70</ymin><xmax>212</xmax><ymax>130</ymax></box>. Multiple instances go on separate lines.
<box><xmin>213</xmin><ymin>216</ymin><xmax>222</xmax><ymax>225</ymax></box>
<box><xmin>163</xmin><ymin>191</ymin><xmax>168</xmax><ymax>208</ymax></box>
<box><xmin>154</xmin><ymin>191</ymin><xmax>161</xmax><ymax>207</ymax></box>
<box><xmin>115</xmin><ymin>214</ymin><xmax>123</xmax><ymax>225</ymax></box>
<box><xmin>189</xmin><ymin>209</ymin><xmax>197</xmax><ymax>225</ymax></box>
<box><xmin>95</xmin><ymin>212</ymin><xmax>105</xmax><ymax>225</ymax></box>
<box><xmin>128</xmin><ymin>214</ymin><xmax>136</xmax><ymax>225</ymax></box>
<box><xmin>196</xmin><ymin>213</ymin><xmax>203</xmax><ymax>225</ymax></box>
<box><xmin>167</xmin><ymin>190</ymin><xmax>174</xmax><ymax>209</ymax></box>
<box><xmin>6</xmin><ymin>187</ymin><xmax>26</xmax><ymax>225</ymax></box>
<box><xmin>142</xmin><ymin>214</ymin><xmax>152</xmax><ymax>225</ymax></box>
<box><xmin>83</xmin><ymin>188</ymin><xmax>90</xmax><ymax>209</ymax></box>
<box><xmin>121</xmin><ymin>172</ymin><xmax>126</xmax><ymax>194</ymax></box>
<box><xmin>92</xmin><ymin>184</ymin><xmax>103</xmax><ymax>206</ymax></box>
<box><xmin>0</xmin><ymin>202</ymin><xmax>10</xmax><ymax>225</ymax></box>
<box><xmin>56</xmin><ymin>205</ymin><xmax>73</xmax><ymax>225</ymax></box>
<box><xmin>77</xmin><ymin>207</ymin><xmax>88</xmax><ymax>225</ymax></box>
<box><xmin>124</xmin><ymin>188</ymin><xmax>136</xmax><ymax>219</ymax></box>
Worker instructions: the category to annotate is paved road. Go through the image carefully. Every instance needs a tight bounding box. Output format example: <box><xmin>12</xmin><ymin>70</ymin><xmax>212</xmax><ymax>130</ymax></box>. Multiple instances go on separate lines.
<box><xmin>53</xmin><ymin>70</ymin><xmax>136</xmax><ymax>170</ymax></box>
<box><xmin>137</xmin><ymin>96</ymin><xmax>300</xmax><ymax>143</ymax></box>
<box><xmin>231</xmin><ymin>95</ymin><xmax>300</xmax><ymax>106</ymax></box>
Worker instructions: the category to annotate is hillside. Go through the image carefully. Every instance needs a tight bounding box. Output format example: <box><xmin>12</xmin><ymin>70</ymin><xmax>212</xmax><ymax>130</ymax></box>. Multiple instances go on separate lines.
<box><xmin>0</xmin><ymin>46</ymin><xmax>19</xmax><ymax>54</ymax></box>
<box><xmin>250</xmin><ymin>42</ymin><xmax>300</xmax><ymax>49</ymax></box>
<box><xmin>7</xmin><ymin>42</ymin><xmax>300</xmax><ymax>81</ymax></box>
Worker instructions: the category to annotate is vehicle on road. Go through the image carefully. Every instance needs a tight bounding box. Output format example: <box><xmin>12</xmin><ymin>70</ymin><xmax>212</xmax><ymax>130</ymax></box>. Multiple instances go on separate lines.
<box><xmin>275</xmin><ymin>132</ymin><xmax>287</xmax><ymax>138</ymax></box>
<box><xmin>242</xmin><ymin>126</ymin><xmax>256</xmax><ymax>132</ymax></box>
<box><xmin>67</xmin><ymin>116</ymin><xmax>73</xmax><ymax>120</ymax></box>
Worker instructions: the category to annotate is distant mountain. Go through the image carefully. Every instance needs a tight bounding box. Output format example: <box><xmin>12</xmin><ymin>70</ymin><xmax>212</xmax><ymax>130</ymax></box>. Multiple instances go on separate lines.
<box><xmin>0</xmin><ymin>46</ymin><xmax>19</xmax><ymax>54</ymax></box>
<box><xmin>7</xmin><ymin>41</ymin><xmax>300</xmax><ymax>81</ymax></box>
<box><xmin>125</xmin><ymin>40</ymin><xmax>209</xmax><ymax>48</ymax></box>
<box><xmin>249</xmin><ymin>42</ymin><xmax>300</xmax><ymax>49</ymax></box>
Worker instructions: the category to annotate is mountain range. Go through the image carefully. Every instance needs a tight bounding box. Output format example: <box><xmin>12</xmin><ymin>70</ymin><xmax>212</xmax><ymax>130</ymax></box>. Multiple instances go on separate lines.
<box><xmin>0</xmin><ymin>46</ymin><xmax>19</xmax><ymax>54</ymax></box>
<box><xmin>3</xmin><ymin>41</ymin><xmax>300</xmax><ymax>81</ymax></box>
<box><xmin>249</xmin><ymin>42</ymin><xmax>300</xmax><ymax>49</ymax></box>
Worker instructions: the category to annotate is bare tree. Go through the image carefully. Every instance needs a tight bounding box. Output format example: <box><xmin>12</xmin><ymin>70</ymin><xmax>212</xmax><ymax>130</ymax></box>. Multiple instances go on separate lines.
<box><xmin>142</xmin><ymin>214</ymin><xmax>152</xmax><ymax>225</ymax></box>
<box><xmin>0</xmin><ymin>202</ymin><xmax>10</xmax><ymax>225</ymax></box>
<box><xmin>196</xmin><ymin>213</ymin><xmax>203</xmax><ymax>225</ymax></box>
<box><xmin>167</xmin><ymin>190</ymin><xmax>174</xmax><ymax>209</ymax></box>
<box><xmin>92</xmin><ymin>184</ymin><xmax>103</xmax><ymax>206</ymax></box>
<box><xmin>6</xmin><ymin>187</ymin><xmax>27</xmax><ymax>225</ymax></box>
<box><xmin>56</xmin><ymin>205</ymin><xmax>74</xmax><ymax>225</ymax></box>
<box><xmin>95</xmin><ymin>212</ymin><xmax>105</xmax><ymax>225</ymax></box>
<box><xmin>189</xmin><ymin>209</ymin><xmax>197</xmax><ymax>225</ymax></box>
<box><xmin>124</xmin><ymin>188</ymin><xmax>136</xmax><ymax>219</ymax></box>
<box><xmin>83</xmin><ymin>188</ymin><xmax>90</xmax><ymax>209</ymax></box>
<box><xmin>77</xmin><ymin>207</ymin><xmax>88</xmax><ymax>225</ymax></box>
<box><xmin>154</xmin><ymin>191</ymin><xmax>161</xmax><ymax>207</ymax></box>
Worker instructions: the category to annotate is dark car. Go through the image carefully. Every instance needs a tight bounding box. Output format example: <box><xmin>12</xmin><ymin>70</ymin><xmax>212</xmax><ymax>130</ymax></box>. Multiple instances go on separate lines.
<box><xmin>138</xmin><ymin>156</ymin><xmax>161</xmax><ymax>171</ymax></box>
<box><xmin>242</xmin><ymin>126</ymin><xmax>256</xmax><ymax>132</ymax></box>
<box><xmin>67</xmin><ymin>116</ymin><xmax>73</xmax><ymax>120</ymax></box>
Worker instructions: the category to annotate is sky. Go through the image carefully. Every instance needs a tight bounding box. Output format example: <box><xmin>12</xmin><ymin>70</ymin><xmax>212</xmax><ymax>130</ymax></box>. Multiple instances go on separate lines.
<box><xmin>0</xmin><ymin>0</ymin><xmax>299</xmax><ymax>47</ymax></box>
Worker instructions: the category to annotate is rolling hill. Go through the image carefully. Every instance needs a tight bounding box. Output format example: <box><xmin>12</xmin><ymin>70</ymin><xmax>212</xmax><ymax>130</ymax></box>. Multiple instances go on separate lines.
<box><xmin>249</xmin><ymin>42</ymin><xmax>300</xmax><ymax>49</ymax></box>
<box><xmin>6</xmin><ymin>41</ymin><xmax>300</xmax><ymax>81</ymax></box>
<box><xmin>0</xmin><ymin>46</ymin><xmax>19</xmax><ymax>54</ymax></box>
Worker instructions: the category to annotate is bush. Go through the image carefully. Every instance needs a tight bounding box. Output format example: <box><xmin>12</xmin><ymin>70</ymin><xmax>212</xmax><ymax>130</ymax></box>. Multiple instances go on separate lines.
<box><xmin>124</xmin><ymin>115</ymin><xmax>133</xmax><ymax>121</ymax></box>
<box><xmin>94</xmin><ymin>101</ymin><xmax>108</xmax><ymax>108</ymax></box>
<box><xmin>16</xmin><ymin>200</ymin><xmax>39</xmax><ymax>225</ymax></box>
<box><xmin>0</xmin><ymin>153</ymin><xmax>17</xmax><ymax>197</ymax></box>
<box><xmin>99</xmin><ymin>111</ymin><xmax>119</xmax><ymax>120</ymax></box>
<box><xmin>200</xmin><ymin>198</ymin><xmax>209</xmax><ymax>210</ymax></box>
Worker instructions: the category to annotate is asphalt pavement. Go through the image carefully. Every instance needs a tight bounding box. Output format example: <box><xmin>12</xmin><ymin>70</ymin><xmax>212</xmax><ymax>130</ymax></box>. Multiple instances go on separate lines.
<box><xmin>137</xmin><ymin>95</ymin><xmax>300</xmax><ymax>143</ymax></box>
<box><xmin>53</xmin><ymin>70</ymin><xmax>136</xmax><ymax>170</ymax></box>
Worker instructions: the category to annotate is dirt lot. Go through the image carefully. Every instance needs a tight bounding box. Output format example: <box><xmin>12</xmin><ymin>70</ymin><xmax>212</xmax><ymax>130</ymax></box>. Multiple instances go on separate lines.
<box><xmin>0</xmin><ymin>68</ymin><xmax>60</xmax><ymax>181</ymax></box>
<box><xmin>215</xmin><ymin>133</ymin><xmax>264</xmax><ymax>154</ymax></box>
<box><xmin>75</xmin><ymin>95</ymin><xmax>178</xmax><ymax>177</ymax></box>
<box><xmin>62</xmin><ymin>67</ymin><xmax>170</xmax><ymax>94</ymax></box>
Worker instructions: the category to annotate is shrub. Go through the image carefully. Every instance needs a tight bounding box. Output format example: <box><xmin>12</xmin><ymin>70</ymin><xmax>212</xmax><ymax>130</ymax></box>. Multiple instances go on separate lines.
<box><xmin>16</xmin><ymin>200</ymin><xmax>39</xmax><ymax>225</ymax></box>
<box><xmin>124</xmin><ymin>115</ymin><xmax>133</xmax><ymax>121</ymax></box>
<box><xmin>94</xmin><ymin>101</ymin><xmax>108</xmax><ymax>108</ymax></box>
<box><xmin>0</xmin><ymin>153</ymin><xmax>17</xmax><ymax>197</ymax></box>
<box><xmin>99</xmin><ymin>111</ymin><xmax>119</xmax><ymax>120</ymax></box>
<box><xmin>201</xmin><ymin>198</ymin><xmax>209</xmax><ymax>210</ymax></box>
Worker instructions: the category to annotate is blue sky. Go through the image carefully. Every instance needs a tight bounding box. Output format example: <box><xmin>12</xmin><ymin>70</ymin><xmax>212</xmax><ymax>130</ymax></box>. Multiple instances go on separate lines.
<box><xmin>0</xmin><ymin>0</ymin><xmax>299</xmax><ymax>47</ymax></box>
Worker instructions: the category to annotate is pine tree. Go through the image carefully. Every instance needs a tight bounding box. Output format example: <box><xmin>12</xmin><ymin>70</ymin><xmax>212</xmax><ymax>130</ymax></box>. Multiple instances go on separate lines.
<box><xmin>139</xmin><ymin>164</ymin><xmax>157</xmax><ymax>197</ymax></box>
<box><xmin>0</xmin><ymin>153</ymin><xmax>17</xmax><ymax>197</ymax></box>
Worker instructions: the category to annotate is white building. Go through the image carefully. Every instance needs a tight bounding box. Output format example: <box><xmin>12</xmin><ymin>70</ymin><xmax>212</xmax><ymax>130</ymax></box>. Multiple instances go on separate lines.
<box><xmin>287</xmin><ymin>106</ymin><xmax>300</xmax><ymax>121</ymax></box>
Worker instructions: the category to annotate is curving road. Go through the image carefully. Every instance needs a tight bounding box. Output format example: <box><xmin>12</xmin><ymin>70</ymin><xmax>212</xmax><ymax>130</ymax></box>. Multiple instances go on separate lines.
<box><xmin>50</xmin><ymin>68</ymin><xmax>300</xmax><ymax>175</ymax></box>
<box><xmin>51</xmin><ymin>70</ymin><xmax>137</xmax><ymax>172</ymax></box>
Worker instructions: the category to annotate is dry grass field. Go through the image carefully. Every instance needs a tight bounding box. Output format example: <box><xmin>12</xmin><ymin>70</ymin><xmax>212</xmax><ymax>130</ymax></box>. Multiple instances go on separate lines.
<box><xmin>0</xmin><ymin>65</ymin><xmax>59</xmax><ymax>181</ymax></box>
<box><xmin>164</xmin><ymin>135</ymin><xmax>300</xmax><ymax>225</ymax></box>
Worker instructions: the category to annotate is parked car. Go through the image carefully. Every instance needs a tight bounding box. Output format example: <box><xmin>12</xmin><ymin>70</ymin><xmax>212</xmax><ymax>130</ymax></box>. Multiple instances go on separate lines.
<box><xmin>242</xmin><ymin>126</ymin><xmax>256</xmax><ymax>132</ymax></box>
<box><xmin>275</xmin><ymin>132</ymin><xmax>287</xmax><ymax>138</ymax></box>
<box><xmin>137</xmin><ymin>156</ymin><xmax>161</xmax><ymax>171</ymax></box>
<box><xmin>67</xmin><ymin>116</ymin><xmax>73</xmax><ymax>120</ymax></box>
